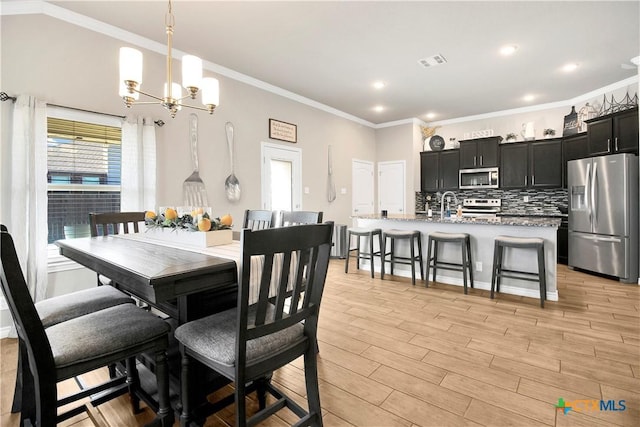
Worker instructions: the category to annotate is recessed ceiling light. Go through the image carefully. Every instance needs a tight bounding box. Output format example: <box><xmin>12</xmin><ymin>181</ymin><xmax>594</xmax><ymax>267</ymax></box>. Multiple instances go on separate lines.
<box><xmin>523</xmin><ymin>94</ymin><xmax>535</xmax><ymax>102</ymax></box>
<box><xmin>373</xmin><ymin>105</ymin><xmax>384</xmax><ymax>112</ymax></box>
<box><xmin>562</xmin><ymin>63</ymin><xmax>579</xmax><ymax>72</ymax></box>
<box><xmin>372</xmin><ymin>81</ymin><xmax>386</xmax><ymax>89</ymax></box>
<box><xmin>425</xmin><ymin>112</ymin><xmax>436</xmax><ymax>120</ymax></box>
<box><xmin>500</xmin><ymin>45</ymin><xmax>518</xmax><ymax>56</ymax></box>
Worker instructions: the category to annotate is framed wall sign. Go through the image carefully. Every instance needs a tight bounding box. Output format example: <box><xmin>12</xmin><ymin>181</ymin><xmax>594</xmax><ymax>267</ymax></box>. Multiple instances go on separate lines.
<box><xmin>269</xmin><ymin>119</ymin><xmax>297</xmax><ymax>143</ymax></box>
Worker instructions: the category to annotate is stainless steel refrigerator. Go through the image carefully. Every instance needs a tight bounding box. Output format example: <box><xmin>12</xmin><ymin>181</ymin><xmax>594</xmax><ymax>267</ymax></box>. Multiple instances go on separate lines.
<box><xmin>568</xmin><ymin>153</ymin><xmax>638</xmax><ymax>283</ymax></box>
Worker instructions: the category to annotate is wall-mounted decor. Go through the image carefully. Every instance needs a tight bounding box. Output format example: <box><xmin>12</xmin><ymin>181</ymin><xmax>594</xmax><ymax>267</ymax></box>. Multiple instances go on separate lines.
<box><xmin>462</xmin><ymin>129</ymin><xmax>495</xmax><ymax>140</ymax></box>
<box><xmin>595</xmin><ymin>91</ymin><xmax>638</xmax><ymax>117</ymax></box>
<box><xmin>563</xmin><ymin>106</ymin><xmax>579</xmax><ymax>136</ymax></box>
<box><xmin>269</xmin><ymin>119</ymin><xmax>297</xmax><ymax>143</ymax></box>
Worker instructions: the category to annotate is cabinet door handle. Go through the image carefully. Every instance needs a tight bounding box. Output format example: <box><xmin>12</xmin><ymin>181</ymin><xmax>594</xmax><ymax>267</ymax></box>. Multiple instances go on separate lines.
<box><xmin>615</xmin><ymin>137</ymin><xmax>618</xmax><ymax>152</ymax></box>
<box><xmin>525</xmin><ymin>175</ymin><xmax>528</xmax><ymax>186</ymax></box>
<box><xmin>473</xmin><ymin>156</ymin><xmax>477</xmax><ymax>166</ymax></box>
<box><xmin>607</xmin><ymin>138</ymin><xmax>611</xmax><ymax>152</ymax></box>
<box><xmin>480</xmin><ymin>155</ymin><xmax>483</xmax><ymax>165</ymax></box>
<box><xmin>532</xmin><ymin>175</ymin><xmax>535</xmax><ymax>186</ymax></box>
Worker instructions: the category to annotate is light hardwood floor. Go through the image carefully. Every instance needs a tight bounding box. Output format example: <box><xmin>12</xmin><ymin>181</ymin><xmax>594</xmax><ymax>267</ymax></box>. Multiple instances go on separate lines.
<box><xmin>1</xmin><ymin>260</ymin><xmax>639</xmax><ymax>426</ymax></box>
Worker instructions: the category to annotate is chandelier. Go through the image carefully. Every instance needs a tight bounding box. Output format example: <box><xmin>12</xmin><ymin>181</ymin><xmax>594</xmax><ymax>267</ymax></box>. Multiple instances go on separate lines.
<box><xmin>119</xmin><ymin>0</ymin><xmax>219</xmax><ymax>118</ymax></box>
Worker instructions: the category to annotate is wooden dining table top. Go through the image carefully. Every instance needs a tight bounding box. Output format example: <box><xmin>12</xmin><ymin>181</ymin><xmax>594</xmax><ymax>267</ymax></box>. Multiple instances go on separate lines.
<box><xmin>56</xmin><ymin>236</ymin><xmax>237</xmax><ymax>304</ymax></box>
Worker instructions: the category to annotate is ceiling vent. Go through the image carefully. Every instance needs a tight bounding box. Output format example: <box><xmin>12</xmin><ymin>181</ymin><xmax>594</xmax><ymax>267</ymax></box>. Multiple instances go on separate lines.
<box><xmin>418</xmin><ymin>54</ymin><xmax>447</xmax><ymax>68</ymax></box>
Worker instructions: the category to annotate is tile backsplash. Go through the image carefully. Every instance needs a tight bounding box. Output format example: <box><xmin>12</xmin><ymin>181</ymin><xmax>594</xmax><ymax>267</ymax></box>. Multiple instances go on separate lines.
<box><xmin>416</xmin><ymin>188</ymin><xmax>568</xmax><ymax>215</ymax></box>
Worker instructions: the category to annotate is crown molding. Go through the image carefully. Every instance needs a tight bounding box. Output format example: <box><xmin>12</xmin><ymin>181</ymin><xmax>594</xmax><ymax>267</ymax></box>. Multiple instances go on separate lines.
<box><xmin>3</xmin><ymin>1</ymin><xmax>637</xmax><ymax>130</ymax></box>
<box><xmin>426</xmin><ymin>76</ymin><xmax>639</xmax><ymax>127</ymax></box>
<box><xmin>2</xmin><ymin>1</ymin><xmax>376</xmax><ymax>128</ymax></box>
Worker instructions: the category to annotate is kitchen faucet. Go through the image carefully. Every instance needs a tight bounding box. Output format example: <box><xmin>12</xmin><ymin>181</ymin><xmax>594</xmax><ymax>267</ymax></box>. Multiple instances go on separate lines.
<box><xmin>439</xmin><ymin>191</ymin><xmax>458</xmax><ymax>219</ymax></box>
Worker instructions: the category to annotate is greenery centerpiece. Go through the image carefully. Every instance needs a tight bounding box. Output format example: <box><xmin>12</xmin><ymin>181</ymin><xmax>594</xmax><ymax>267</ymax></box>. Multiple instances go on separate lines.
<box><xmin>145</xmin><ymin>208</ymin><xmax>233</xmax><ymax>232</ymax></box>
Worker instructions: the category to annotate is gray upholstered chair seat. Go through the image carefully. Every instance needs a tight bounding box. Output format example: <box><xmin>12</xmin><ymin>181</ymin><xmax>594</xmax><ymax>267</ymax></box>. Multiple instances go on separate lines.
<box><xmin>47</xmin><ymin>304</ymin><xmax>170</xmax><ymax>372</ymax></box>
<box><xmin>36</xmin><ymin>285</ymin><xmax>132</xmax><ymax>328</ymax></box>
<box><xmin>175</xmin><ymin>303</ymin><xmax>304</xmax><ymax>368</ymax></box>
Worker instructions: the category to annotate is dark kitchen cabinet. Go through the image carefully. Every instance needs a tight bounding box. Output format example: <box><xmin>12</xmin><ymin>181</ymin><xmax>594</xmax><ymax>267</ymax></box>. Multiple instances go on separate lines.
<box><xmin>420</xmin><ymin>150</ymin><xmax>459</xmax><ymax>192</ymax></box>
<box><xmin>459</xmin><ymin>136</ymin><xmax>500</xmax><ymax>168</ymax></box>
<box><xmin>586</xmin><ymin>108</ymin><xmax>638</xmax><ymax>156</ymax></box>
<box><xmin>530</xmin><ymin>139</ymin><xmax>562</xmax><ymax>188</ymax></box>
<box><xmin>500</xmin><ymin>143</ymin><xmax>528</xmax><ymax>188</ymax></box>
<box><xmin>557</xmin><ymin>217</ymin><xmax>568</xmax><ymax>264</ymax></box>
<box><xmin>562</xmin><ymin>133</ymin><xmax>588</xmax><ymax>188</ymax></box>
<box><xmin>500</xmin><ymin>139</ymin><xmax>562</xmax><ymax>188</ymax></box>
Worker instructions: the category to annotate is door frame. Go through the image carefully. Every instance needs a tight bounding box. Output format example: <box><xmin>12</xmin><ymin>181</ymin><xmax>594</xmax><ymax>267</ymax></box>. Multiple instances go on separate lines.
<box><xmin>260</xmin><ymin>142</ymin><xmax>302</xmax><ymax>211</ymax></box>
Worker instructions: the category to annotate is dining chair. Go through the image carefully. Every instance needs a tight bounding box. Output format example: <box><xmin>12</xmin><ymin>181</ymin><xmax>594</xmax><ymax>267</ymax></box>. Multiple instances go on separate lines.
<box><xmin>281</xmin><ymin>210</ymin><xmax>323</xmax><ymax>226</ymax></box>
<box><xmin>242</xmin><ymin>209</ymin><xmax>280</xmax><ymax>230</ymax></box>
<box><xmin>175</xmin><ymin>222</ymin><xmax>333</xmax><ymax>427</ymax></box>
<box><xmin>89</xmin><ymin>211</ymin><xmax>146</xmax><ymax>236</ymax></box>
<box><xmin>89</xmin><ymin>211</ymin><xmax>145</xmax><ymax>286</ymax></box>
<box><xmin>0</xmin><ymin>229</ymin><xmax>174</xmax><ymax>427</ymax></box>
<box><xmin>2</xmin><ymin>224</ymin><xmax>133</xmax><ymax>414</ymax></box>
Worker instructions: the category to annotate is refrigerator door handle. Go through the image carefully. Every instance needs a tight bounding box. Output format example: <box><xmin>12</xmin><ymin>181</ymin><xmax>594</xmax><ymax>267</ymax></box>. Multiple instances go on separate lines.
<box><xmin>592</xmin><ymin>162</ymin><xmax>598</xmax><ymax>226</ymax></box>
<box><xmin>585</xmin><ymin>162</ymin><xmax>591</xmax><ymax>222</ymax></box>
<box><xmin>574</xmin><ymin>234</ymin><xmax>622</xmax><ymax>244</ymax></box>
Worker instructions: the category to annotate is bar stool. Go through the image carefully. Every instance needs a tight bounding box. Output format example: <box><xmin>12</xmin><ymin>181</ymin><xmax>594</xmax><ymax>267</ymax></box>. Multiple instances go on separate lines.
<box><xmin>381</xmin><ymin>230</ymin><xmax>423</xmax><ymax>286</ymax></box>
<box><xmin>345</xmin><ymin>227</ymin><xmax>384</xmax><ymax>278</ymax></box>
<box><xmin>491</xmin><ymin>236</ymin><xmax>546</xmax><ymax>308</ymax></box>
<box><xmin>426</xmin><ymin>232</ymin><xmax>473</xmax><ymax>294</ymax></box>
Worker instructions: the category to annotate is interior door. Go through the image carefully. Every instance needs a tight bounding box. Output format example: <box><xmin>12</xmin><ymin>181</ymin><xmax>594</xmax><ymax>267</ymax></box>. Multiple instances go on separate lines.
<box><xmin>261</xmin><ymin>142</ymin><xmax>302</xmax><ymax>211</ymax></box>
<box><xmin>352</xmin><ymin>159</ymin><xmax>374</xmax><ymax>216</ymax></box>
<box><xmin>378</xmin><ymin>160</ymin><xmax>405</xmax><ymax>214</ymax></box>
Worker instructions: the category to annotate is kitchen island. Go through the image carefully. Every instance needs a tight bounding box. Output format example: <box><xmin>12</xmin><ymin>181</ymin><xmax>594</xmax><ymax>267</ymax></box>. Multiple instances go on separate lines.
<box><xmin>352</xmin><ymin>214</ymin><xmax>561</xmax><ymax>301</ymax></box>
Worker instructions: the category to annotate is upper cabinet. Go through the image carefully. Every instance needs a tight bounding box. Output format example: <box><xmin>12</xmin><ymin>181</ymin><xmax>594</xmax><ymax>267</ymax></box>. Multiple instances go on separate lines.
<box><xmin>500</xmin><ymin>139</ymin><xmax>562</xmax><ymax>189</ymax></box>
<box><xmin>562</xmin><ymin>133</ymin><xmax>588</xmax><ymax>188</ymax></box>
<box><xmin>459</xmin><ymin>136</ymin><xmax>500</xmax><ymax>168</ymax></box>
<box><xmin>586</xmin><ymin>108</ymin><xmax>638</xmax><ymax>156</ymax></box>
<box><xmin>420</xmin><ymin>150</ymin><xmax>459</xmax><ymax>192</ymax></box>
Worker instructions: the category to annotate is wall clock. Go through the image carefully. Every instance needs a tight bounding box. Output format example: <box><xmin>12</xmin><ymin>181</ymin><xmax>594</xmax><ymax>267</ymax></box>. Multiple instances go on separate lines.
<box><xmin>428</xmin><ymin>135</ymin><xmax>445</xmax><ymax>151</ymax></box>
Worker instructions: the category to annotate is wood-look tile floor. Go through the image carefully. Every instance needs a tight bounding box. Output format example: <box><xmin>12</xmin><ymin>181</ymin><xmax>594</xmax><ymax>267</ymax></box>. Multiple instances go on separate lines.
<box><xmin>1</xmin><ymin>260</ymin><xmax>639</xmax><ymax>426</ymax></box>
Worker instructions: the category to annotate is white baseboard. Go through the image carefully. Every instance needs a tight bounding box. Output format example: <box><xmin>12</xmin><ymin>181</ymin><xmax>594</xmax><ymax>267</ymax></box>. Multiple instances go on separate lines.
<box><xmin>360</xmin><ymin>262</ymin><xmax>559</xmax><ymax>302</ymax></box>
<box><xmin>0</xmin><ymin>325</ymin><xmax>13</xmax><ymax>339</ymax></box>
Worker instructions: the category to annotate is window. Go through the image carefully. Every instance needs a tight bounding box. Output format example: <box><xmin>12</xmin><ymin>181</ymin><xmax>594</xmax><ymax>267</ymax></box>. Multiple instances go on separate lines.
<box><xmin>47</xmin><ymin>109</ymin><xmax>122</xmax><ymax>243</ymax></box>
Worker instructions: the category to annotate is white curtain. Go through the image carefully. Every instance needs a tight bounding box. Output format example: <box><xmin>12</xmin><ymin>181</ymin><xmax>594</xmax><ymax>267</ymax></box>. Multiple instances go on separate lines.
<box><xmin>4</xmin><ymin>95</ymin><xmax>49</xmax><ymax>302</ymax></box>
<box><xmin>121</xmin><ymin>116</ymin><xmax>157</xmax><ymax>212</ymax></box>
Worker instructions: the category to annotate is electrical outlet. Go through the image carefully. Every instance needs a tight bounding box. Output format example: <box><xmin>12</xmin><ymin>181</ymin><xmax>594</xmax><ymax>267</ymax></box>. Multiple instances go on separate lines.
<box><xmin>523</xmin><ymin>196</ymin><xmax>529</xmax><ymax>202</ymax></box>
<box><xmin>475</xmin><ymin>261</ymin><xmax>483</xmax><ymax>272</ymax></box>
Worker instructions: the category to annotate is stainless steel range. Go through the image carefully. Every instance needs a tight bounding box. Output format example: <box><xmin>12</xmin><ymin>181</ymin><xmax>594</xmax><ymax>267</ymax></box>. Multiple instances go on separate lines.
<box><xmin>461</xmin><ymin>198</ymin><xmax>501</xmax><ymax>217</ymax></box>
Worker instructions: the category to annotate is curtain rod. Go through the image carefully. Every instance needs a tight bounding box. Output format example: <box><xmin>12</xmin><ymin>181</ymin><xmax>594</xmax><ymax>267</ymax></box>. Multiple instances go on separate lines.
<box><xmin>0</xmin><ymin>91</ymin><xmax>165</xmax><ymax>127</ymax></box>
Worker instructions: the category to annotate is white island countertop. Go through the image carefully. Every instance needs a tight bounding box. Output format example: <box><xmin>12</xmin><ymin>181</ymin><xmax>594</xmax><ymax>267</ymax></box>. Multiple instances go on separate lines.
<box><xmin>351</xmin><ymin>214</ymin><xmax>559</xmax><ymax>302</ymax></box>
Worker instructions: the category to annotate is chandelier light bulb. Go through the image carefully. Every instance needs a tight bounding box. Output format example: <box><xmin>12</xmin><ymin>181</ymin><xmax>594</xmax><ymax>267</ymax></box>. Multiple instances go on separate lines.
<box><xmin>201</xmin><ymin>77</ymin><xmax>220</xmax><ymax>108</ymax></box>
<box><xmin>182</xmin><ymin>55</ymin><xmax>203</xmax><ymax>94</ymax></box>
<box><xmin>119</xmin><ymin>47</ymin><xmax>143</xmax><ymax>86</ymax></box>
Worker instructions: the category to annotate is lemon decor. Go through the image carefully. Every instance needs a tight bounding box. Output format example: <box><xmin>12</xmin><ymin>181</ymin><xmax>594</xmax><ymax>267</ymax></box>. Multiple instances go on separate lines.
<box><xmin>145</xmin><ymin>208</ymin><xmax>232</xmax><ymax>232</ymax></box>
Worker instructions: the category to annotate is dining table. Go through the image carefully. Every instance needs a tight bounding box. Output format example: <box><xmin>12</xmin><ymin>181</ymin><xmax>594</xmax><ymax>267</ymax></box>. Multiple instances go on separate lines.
<box><xmin>56</xmin><ymin>234</ymin><xmax>246</xmax><ymax>415</ymax></box>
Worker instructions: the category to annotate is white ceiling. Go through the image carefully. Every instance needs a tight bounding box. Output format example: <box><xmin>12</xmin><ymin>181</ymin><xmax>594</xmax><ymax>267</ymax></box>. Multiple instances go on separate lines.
<box><xmin>49</xmin><ymin>0</ymin><xmax>639</xmax><ymax>125</ymax></box>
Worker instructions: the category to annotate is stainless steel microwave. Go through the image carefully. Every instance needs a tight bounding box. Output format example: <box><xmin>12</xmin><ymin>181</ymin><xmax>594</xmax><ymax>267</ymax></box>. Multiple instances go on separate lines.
<box><xmin>459</xmin><ymin>167</ymin><xmax>499</xmax><ymax>189</ymax></box>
